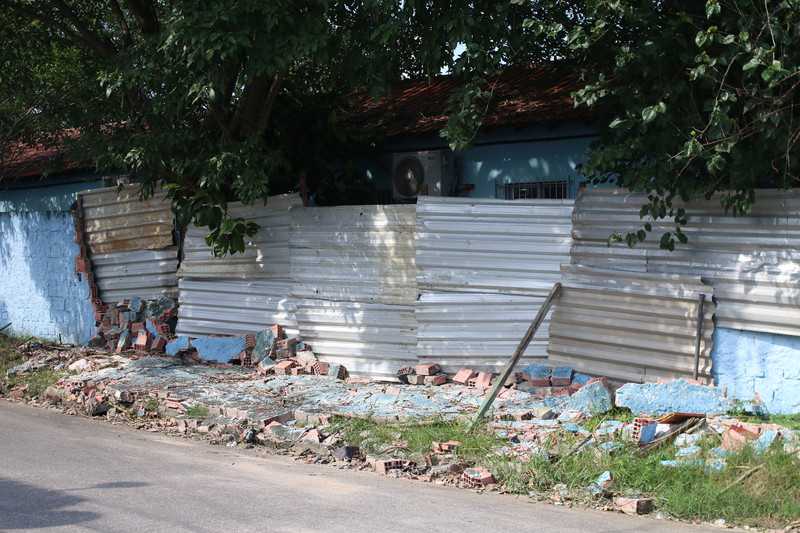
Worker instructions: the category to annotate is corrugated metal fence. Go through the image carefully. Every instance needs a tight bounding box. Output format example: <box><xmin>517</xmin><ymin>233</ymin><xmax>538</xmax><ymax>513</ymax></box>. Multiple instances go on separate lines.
<box><xmin>179</xmin><ymin>194</ymin><xmax>300</xmax><ymax>279</ymax></box>
<box><xmin>416</xmin><ymin>197</ymin><xmax>574</xmax><ymax>372</ymax></box>
<box><xmin>175</xmin><ymin>195</ymin><xmax>301</xmax><ymax>337</ymax></box>
<box><xmin>570</xmin><ymin>188</ymin><xmax>800</xmax><ymax>337</ymax></box>
<box><xmin>548</xmin><ymin>265</ymin><xmax>715</xmax><ymax>383</ymax></box>
<box><xmin>291</xmin><ymin>205</ymin><xmax>417</xmax><ymax>378</ymax></box>
<box><xmin>78</xmin><ymin>184</ymin><xmax>178</xmax><ymax>302</ymax></box>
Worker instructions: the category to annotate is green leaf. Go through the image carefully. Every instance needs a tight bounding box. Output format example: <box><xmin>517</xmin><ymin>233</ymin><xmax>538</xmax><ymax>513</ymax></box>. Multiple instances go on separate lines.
<box><xmin>706</xmin><ymin>0</ymin><xmax>721</xmax><ymax>18</ymax></box>
<box><xmin>641</xmin><ymin>102</ymin><xmax>666</xmax><ymax>123</ymax></box>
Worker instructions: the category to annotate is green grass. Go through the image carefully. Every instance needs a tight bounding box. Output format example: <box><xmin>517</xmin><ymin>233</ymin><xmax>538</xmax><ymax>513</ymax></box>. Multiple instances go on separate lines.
<box><xmin>0</xmin><ymin>334</ymin><xmax>25</xmax><ymax>379</ymax></box>
<box><xmin>186</xmin><ymin>404</ymin><xmax>209</xmax><ymax>419</ymax></box>
<box><xmin>144</xmin><ymin>398</ymin><xmax>159</xmax><ymax>412</ymax></box>
<box><xmin>0</xmin><ymin>334</ymin><xmax>63</xmax><ymax>398</ymax></box>
<box><xmin>330</xmin><ymin>416</ymin><xmax>504</xmax><ymax>463</ymax></box>
<box><xmin>735</xmin><ymin>413</ymin><xmax>800</xmax><ymax>431</ymax></box>
<box><xmin>334</xmin><ymin>416</ymin><xmax>800</xmax><ymax>528</ymax></box>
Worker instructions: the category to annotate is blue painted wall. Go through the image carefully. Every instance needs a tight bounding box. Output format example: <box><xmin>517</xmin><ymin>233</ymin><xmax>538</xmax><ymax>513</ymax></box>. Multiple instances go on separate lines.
<box><xmin>0</xmin><ymin>178</ymin><xmax>103</xmax><ymax>344</ymax></box>
<box><xmin>373</xmin><ymin>121</ymin><xmax>597</xmax><ymax>200</ymax></box>
<box><xmin>712</xmin><ymin>327</ymin><xmax>800</xmax><ymax>415</ymax></box>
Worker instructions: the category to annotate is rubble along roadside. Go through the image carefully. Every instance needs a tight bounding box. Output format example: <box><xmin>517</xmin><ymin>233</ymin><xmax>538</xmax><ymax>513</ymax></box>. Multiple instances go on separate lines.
<box><xmin>1</xmin><ymin>334</ymin><xmax>799</xmax><ymax>531</ymax></box>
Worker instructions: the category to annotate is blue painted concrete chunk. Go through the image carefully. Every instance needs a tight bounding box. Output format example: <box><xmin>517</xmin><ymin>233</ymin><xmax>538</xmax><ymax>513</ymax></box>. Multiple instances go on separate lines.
<box><xmin>564</xmin><ymin>381</ymin><xmax>612</xmax><ymax>414</ymax></box>
<box><xmin>551</xmin><ymin>366</ymin><xmax>574</xmax><ymax>381</ymax></box>
<box><xmin>753</xmin><ymin>429</ymin><xmax>780</xmax><ymax>454</ymax></box>
<box><xmin>253</xmin><ymin>329</ymin><xmax>275</xmax><ymax>363</ymax></box>
<box><xmin>520</xmin><ymin>364</ymin><xmax>551</xmax><ymax>380</ymax></box>
<box><xmin>572</xmin><ymin>373</ymin><xmax>592</xmax><ymax>386</ymax></box>
<box><xmin>712</xmin><ymin>328</ymin><xmax>800</xmax><ymax>415</ymax></box>
<box><xmin>165</xmin><ymin>336</ymin><xmax>191</xmax><ymax>356</ymax></box>
<box><xmin>615</xmin><ymin>379</ymin><xmax>732</xmax><ymax>416</ymax></box>
<box><xmin>191</xmin><ymin>335</ymin><xmax>246</xmax><ymax>363</ymax></box>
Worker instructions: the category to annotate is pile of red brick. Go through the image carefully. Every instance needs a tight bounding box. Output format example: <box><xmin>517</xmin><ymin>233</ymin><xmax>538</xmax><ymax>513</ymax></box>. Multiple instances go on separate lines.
<box><xmin>89</xmin><ymin>296</ymin><xmax>177</xmax><ymax>355</ymax></box>
<box><xmin>397</xmin><ymin>363</ymin><xmax>448</xmax><ymax>386</ymax></box>
<box><xmin>257</xmin><ymin>326</ymin><xmax>348</xmax><ymax>379</ymax></box>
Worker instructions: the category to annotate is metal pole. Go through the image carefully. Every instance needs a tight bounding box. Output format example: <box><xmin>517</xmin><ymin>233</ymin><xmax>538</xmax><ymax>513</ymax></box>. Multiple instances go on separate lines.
<box><xmin>692</xmin><ymin>293</ymin><xmax>706</xmax><ymax>380</ymax></box>
<box><xmin>468</xmin><ymin>282</ymin><xmax>562</xmax><ymax>432</ymax></box>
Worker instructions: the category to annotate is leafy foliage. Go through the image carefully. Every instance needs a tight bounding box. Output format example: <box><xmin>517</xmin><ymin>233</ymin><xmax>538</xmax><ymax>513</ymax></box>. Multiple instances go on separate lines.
<box><xmin>2</xmin><ymin>1</ymin><xmax>798</xmax><ymax>250</ymax></box>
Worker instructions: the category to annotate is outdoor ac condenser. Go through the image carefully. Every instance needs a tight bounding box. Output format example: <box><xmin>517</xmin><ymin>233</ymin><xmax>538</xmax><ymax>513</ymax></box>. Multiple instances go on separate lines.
<box><xmin>391</xmin><ymin>150</ymin><xmax>453</xmax><ymax>202</ymax></box>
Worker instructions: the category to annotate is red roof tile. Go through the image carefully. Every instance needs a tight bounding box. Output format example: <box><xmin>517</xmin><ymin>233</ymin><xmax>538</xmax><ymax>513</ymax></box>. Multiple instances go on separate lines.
<box><xmin>343</xmin><ymin>66</ymin><xmax>589</xmax><ymax>137</ymax></box>
<box><xmin>1</xmin><ymin>129</ymin><xmax>86</xmax><ymax>180</ymax></box>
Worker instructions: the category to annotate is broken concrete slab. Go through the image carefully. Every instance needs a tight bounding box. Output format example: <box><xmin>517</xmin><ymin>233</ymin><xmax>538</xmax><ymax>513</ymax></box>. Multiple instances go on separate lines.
<box><xmin>563</xmin><ymin>381</ymin><xmax>613</xmax><ymax>415</ymax></box>
<box><xmin>615</xmin><ymin>379</ymin><xmax>732</xmax><ymax>416</ymax></box>
<box><xmin>190</xmin><ymin>336</ymin><xmax>247</xmax><ymax>363</ymax></box>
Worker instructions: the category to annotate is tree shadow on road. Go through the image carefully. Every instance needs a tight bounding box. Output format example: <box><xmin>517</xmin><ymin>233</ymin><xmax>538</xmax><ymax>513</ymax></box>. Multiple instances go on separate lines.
<box><xmin>0</xmin><ymin>477</ymin><xmax>99</xmax><ymax>530</ymax></box>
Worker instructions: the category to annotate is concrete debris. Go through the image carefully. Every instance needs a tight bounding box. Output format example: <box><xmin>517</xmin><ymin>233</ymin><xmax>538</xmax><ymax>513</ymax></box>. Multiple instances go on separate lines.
<box><xmin>615</xmin><ymin>379</ymin><xmax>732</xmax><ymax>416</ymax></box>
<box><xmin>5</xmin><ymin>336</ymin><xmax>799</xmax><ymax>522</ymax></box>
<box><xmin>613</xmin><ymin>496</ymin><xmax>653</xmax><ymax>515</ymax></box>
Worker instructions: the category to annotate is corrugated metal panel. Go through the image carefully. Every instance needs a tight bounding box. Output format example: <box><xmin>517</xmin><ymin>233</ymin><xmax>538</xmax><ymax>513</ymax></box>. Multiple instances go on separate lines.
<box><xmin>290</xmin><ymin>205</ymin><xmax>417</xmax><ymax>377</ymax></box>
<box><xmin>79</xmin><ymin>184</ymin><xmax>174</xmax><ymax>254</ymax></box>
<box><xmin>294</xmin><ymin>299</ymin><xmax>416</xmax><ymax>379</ymax></box>
<box><xmin>547</xmin><ymin>265</ymin><xmax>715</xmax><ymax>383</ymax></box>
<box><xmin>176</xmin><ymin>279</ymin><xmax>297</xmax><ymax>338</ymax></box>
<box><xmin>179</xmin><ymin>194</ymin><xmax>301</xmax><ymax>279</ymax></box>
<box><xmin>572</xmin><ymin>188</ymin><xmax>800</xmax><ymax>336</ymax></box>
<box><xmin>415</xmin><ymin>196</ymin><xmax>573</xmax><ymax>371</ymax></box>
<box><xmin>416</xmin><ymin>196</ymin><xmax>574</xmax><ymax>295</ymax></box>
<box><xmin>291</xmin><ymin>205</ymin><xmax>416</xmax><ymax>304</ymax></box>
<box><xmin>92</xmin><ymin>248</ymin><xmax>178</xmax><ymax>303</ymax></box>
<box><xmin>417</xmin><ymin>292</ymin><xmax>549</xmax><ymax>372</ymax></box>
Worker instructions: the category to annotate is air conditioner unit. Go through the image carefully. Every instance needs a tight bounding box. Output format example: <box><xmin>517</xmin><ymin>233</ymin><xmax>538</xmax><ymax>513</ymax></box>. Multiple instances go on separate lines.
<box><xmin>391</xmin><ymin>150</ymin><xmax>453</xmax><ymax>202</ymax></box>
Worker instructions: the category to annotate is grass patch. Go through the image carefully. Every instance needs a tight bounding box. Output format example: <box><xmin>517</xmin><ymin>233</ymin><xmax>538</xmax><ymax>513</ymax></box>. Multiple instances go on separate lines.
<box><xmin>335</xmin><ymin>416</ymin><xmax>800</xmax><ymax>528</ymax></box>
<box><xmin>0</xmin><ymin>334</ymin><xmax>63</xmax><ymax>397</ymax></box>
<box><xmin>7</xmin><ymin>369</ymin><xmax>63</xmax><ymax>398</ymax></box>
<box><xmin>735</xmin><ymin>413</ymin><xmax>800</xmax><ymax>431</ymax></box>
<box><xmin>186</xmin><ymin>404</ymin><xmax>209</xmax><ymax>419</ymax></box>
<box><xmin>144</xmin><ymin>398</ymin><xmax>159</xmax><ymax>412</ymax></box>
<box><xmin>0</xmin><ymin>334</ymin><xmax>25</xmax><ymax>380</ymax></box>
<box><xmin>331</xmin><ymin>416</ymin><xmax>504</xmax><ymax>463</ymax></box>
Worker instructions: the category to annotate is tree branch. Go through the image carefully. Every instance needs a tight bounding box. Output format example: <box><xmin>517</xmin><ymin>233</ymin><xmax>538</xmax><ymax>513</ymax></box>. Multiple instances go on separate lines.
<box><xmin>51</xmin><ymin>0</ymin><xmax>117</xmax><ymax>58</ymax></box>
<box><xmin>124</xmin><ymin>0</ymin><xmax>160</xmax><ymax>35</ymax></box>
<box><xmin>109</xmin><ymin>0</ymin><xmax>133</xmax><ymax>47</ymax></box>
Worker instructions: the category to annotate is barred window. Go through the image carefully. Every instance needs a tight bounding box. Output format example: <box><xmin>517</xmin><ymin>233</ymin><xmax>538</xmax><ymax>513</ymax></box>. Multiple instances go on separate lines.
<box><xmin>496</xmin><ymin>180</ymin><xmax>569</xmax><ymax>200</ymax></box>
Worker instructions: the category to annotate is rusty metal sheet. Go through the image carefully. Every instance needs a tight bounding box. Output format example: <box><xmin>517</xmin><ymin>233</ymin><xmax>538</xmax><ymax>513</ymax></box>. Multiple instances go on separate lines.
<box><xmin>79</xmin><ymin>184</ymin><xmax>174</xmax><ymax>254</ymax></box>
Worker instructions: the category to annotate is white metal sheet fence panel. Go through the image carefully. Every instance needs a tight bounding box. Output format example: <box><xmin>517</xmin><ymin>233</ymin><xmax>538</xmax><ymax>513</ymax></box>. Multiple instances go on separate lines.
<box><xmin>294</xmin><ymin>299</ymin><xmax>416</xmax><ymax>379</ymax></box>
<box><xmin>290</xmin><ymin>205</ymin><xmax>417</xmax><ymax>377</ymax></box>
<box><xmin>416</xmin><ymin>196</ymin><xmax>574</xmax><ymax>295</ymax></box>
<box><xmin>79</xmin><ymin>184</ymin><xmax>174</xmax><ymax>254</ymax></box>
<box><xmin>571</xmin><ymin>188</ymin><xmax>800</xmax><ymax>336</ymax></box>
<box><xmin>547</xmin><ymin>265</ymin><xmax>715</xmax><ymax>383</ymax></box>
<box><xmin>291</xmin><ymin>205</ymin><xmax>416</xmax><ymax>304</ymax></box>
<box><xmin>415</xmin><ymin>197</ymin><xmax>573</xmax><ymax>371</ymax></box>
<box><xmin>417</xmin><ymin>292</ymin><xmax>549</xmax><ymax>373</ymax></box>
<box><xmin>176</xmin><ymin>278</ymin><xmax>297</xmax><ymax>338</ymax></box>
<box><xmin>92</xmin><ymin>248</ymin><xmax>179</xmax><ymax>303</ymax></box>
<box><xmin>180</xmin><ymin>194</ymin><xmax>301</xmax><ymax>279</ymax></box>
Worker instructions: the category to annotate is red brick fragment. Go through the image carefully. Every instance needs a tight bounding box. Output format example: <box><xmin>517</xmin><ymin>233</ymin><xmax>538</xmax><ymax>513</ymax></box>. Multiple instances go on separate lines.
<box><xmin>462</xmin><ymin>467</ymin><xmax>495</xmax><ymax>486</ymax></box>
<box><xmin>374</xmin><ymin>459</ymin><xmax>404</xmax><ymax>475</ymax></box>
<box><xmin>613</xmin><ymin>497</ymin><xmax>654</xmax><ymax>515</ymax></box>
<box><xmin>469</xmin><ymin>372</ymin><xmax>493</xmax><ymax>390</ymax></box>
<box><xmin>424</xmin><ymin>375</ymin><xmax>447</xmax><ymax>386</ymax></box>
<box><xmin>453</xmin><ymin>368</ymin><xmax>477</xmax><ymax>385</ymax></box>
<box><xmin>415</xmin><ymin>363</ymin><xmax>441</xmax><ymax>376</ymax></box>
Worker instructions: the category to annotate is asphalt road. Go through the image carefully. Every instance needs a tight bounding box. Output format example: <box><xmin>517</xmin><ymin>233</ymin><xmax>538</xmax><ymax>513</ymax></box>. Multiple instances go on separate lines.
<box><xmin>0</xmin><ymin>401</ymin><xmax>728</xmax><ymax>533</ymax></box>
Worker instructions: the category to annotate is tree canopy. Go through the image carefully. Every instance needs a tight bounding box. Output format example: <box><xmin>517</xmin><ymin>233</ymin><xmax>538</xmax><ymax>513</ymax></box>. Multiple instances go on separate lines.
<box><xmin>2</xmin><ymin>1</ymin><xmax>799</xmax><ymax>252</ymax></box>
